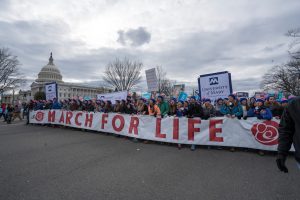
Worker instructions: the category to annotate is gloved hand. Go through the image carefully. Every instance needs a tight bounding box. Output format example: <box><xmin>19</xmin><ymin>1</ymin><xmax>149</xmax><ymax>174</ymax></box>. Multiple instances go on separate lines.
<box><xmin>276</xmin><ymin>154</ymin><xmax>288</xmax><ymax>173</ymax></box>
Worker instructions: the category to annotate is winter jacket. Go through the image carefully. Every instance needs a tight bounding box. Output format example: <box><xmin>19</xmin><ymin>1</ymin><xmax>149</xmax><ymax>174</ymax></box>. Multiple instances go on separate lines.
<box><xmin>176</xmin><ymin>108</ymin><xmax>184</xmax><ymax>117</ymax></box>
<box><xmin>264</xmin><ymin>101</ymin><xmax>283</xmax><ymax>117</ymax></box>
<box><xmin>52</xmin><ymin>101</ymin><xmax>62</xmax><ymax>110</ymax></box>
<box><xmin>157</xmin><ymin>101</ymin><xmax>169</xmax><ymax>117</ymax></box>
<box><xmin>187</xmin><ymin>103</ymin><xmax>204</xmax><ymax>118</ymax></box>
<box><xmin>124</xmin><ymin>103</ymin><xmax>136</xmax><ymax>114</ymax></box>
<box><xmin>220</xmin><ymin>104</ymin><xmax>243</xmax><ymax>117</ymax></box>
<box><xmin>203</xmin><ymin>106</ymin><xmax>216</xmax><ymax>120</ymax></box>
<box><xmin>148</xmin><ymin>105</ymin><xmax>161</xmax><ymax>117</ymax></box>
<box><xmin>278</xmin><ymin>97</ymin><xmax>300</xmax><ymax>163</ymax></box>
<box><xmin>168</xmin><ymin>105</ymin><xmax>177</xmax><ymax>116</ymax></box>
<box><xmin>247</xmin><ymin>106</ymin><xmax>273</xmax><ymax>120</ymax></box>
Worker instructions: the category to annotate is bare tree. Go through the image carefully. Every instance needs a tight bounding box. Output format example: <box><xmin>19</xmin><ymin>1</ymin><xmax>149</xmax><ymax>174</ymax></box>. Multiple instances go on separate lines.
<box><xmin>261</xmin><ymin>60</ymin><xmax>300</xmax><ymax>96</ymax></box>
<box><xmin>103</xmin><ymin>58</ymin><xmax>142</xmax><ymax>91</ymax></box>
<box><xmin>0</xmin><ymin>48</ymin><xmax>24</xmax><ymax>93</ymax></box>
<box><xmin>286</xmin><ymin>28</ymin><xmax>300</xmax><ymax>60</ymax></box>
<box><xmin>156</xmin><ymin>66</ymin><xmax>173</xmax><ymax>96</ymax></box>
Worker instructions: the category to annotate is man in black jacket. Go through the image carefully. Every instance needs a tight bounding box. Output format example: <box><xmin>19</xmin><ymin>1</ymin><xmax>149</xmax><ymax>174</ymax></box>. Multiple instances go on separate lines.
<box><xmin>187</xmin><ymin>96</ymin><xmax>204</xmax><ymax>118</ymax></box>
<box><xmin>277</xmin><ymin>97</ymin><xmax>300</xmax><ymax>173</ymax></box>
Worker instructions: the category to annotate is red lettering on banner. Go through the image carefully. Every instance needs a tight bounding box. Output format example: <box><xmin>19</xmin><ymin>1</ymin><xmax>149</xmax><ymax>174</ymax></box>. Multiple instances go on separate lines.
<box><xmin>65</xmin><ymin>111</ymin><xmax>73</xmax><ymax>125</ymax></box>
<box><xmin>129</xmin><ymin>116</ymin><xmax>139</xmax><ymax>135</ymax></box>
<box><xmin>48</xmin><ymin>110</ymin><xmax>56</xmax><ymax>122</ymax></box>
<box><xmin>112</xmin><ymin>115</ymin><xmax>125</xmax><ymax>132</ymax></box>
<box><xmin>209</xmin><ymin>119</ymin><xmax>224</xmax><ymax>142</ymax></box>
<box><xmin>101</xmin><ymin>113</ymin><xmax>108</xmax><ymax>129</ymax></box>
<box><xmin>173</xmin><ymin>118</ymin><xmax>179</xmax><ymax>140</ymax></box>
<box><xmin>155</xmin><ymin>117</ymin><xmax>166</xmax><ymax>138</ymax></box>
<box><xmin>59</xmin><ymin>111</ymin><xmax>65</xmax><ymax>123</ymax></box>
<box><xmin>188</xmin><ymin>118</ymin><xmax>201</xmax><ymax>141</ymax></box>
<box><xmin>75</xmin><ymin>112</ymin><xmax>82</xmax><ymax>126</ymax></box>
<box><xmin>84</xmin><ymin>113</ymin><xmax>94</xmax><ymax>127</ymax></box>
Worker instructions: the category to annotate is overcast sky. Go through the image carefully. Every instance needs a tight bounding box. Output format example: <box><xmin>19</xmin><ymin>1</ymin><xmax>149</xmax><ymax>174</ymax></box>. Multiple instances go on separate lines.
<box><xmin>1</xmin><ymin>0</ymin><xmax>300</xmax><ymax>92</ymax></box>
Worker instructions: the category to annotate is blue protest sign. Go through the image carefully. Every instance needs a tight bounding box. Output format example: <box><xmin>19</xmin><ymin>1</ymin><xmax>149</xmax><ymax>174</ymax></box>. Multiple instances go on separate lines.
<box><xmin>178</xmin><ymin>92</ymin><xmax>188</xmax><ymax>101</ymax></box>
<box><xmin>142</xmin><ymin>92</ymin><xmax>151</xmax><ymax>100</ymax></box>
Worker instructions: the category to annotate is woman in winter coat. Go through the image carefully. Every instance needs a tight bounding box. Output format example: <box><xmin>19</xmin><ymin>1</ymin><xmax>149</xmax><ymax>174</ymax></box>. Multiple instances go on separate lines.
<box><xmin>240</xmin><ymin>98</ymin><xmax>250</xmax><ymax>120</ymax></box>
<box><xmin>148</xmin><ymin>99</ymin><xmax>161</xmax><ymax>117</ymax></box>
<box><xmin>137</xmin><ymin>98</ymin><xmax>148</xmax><ymax>115</ymax></box>
<box><xmin>168</xmin><ymin>98</ymin><xmax>177</xmax><ymax>116</ymax></box>
<box><xmin>215</xmin><ymin>98</ymin><xmax>224</xmax><ymax>117</ymax></box>
<box><xmin>202</xmin><ymin>99</ymin><xmax>216</xmax><ymax>120</ymax></box>
<box><xmin>220</xmin><ymin>94</ymin><xmax>243</xmax><ymax>119</ymax></box>
<box><xmin>247</xmin><ymin>99</ymin><xmax>272</xmax><ymax>120</ymax></box>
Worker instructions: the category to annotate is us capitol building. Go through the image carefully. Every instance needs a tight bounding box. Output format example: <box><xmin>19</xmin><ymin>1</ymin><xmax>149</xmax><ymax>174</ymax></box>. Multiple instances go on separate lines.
<box><xmin>11</xmin><ymin>53</ymin><xmax>109</xmax><ymax>103</ymax></box>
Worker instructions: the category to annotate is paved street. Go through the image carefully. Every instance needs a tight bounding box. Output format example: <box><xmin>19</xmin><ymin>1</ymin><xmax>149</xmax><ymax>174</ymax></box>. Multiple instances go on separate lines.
<box><xmin>0</xmin><ymin>120</ymin><xmax>299</xmax><ymax>200</ymax></box>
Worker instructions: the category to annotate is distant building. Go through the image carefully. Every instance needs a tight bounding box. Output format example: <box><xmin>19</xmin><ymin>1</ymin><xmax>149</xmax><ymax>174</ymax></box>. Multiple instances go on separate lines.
<box><xmin>30</xmin><ymin>53</ymin><xmax>109</xmax><ymax>101</ymax></box>
<box><xmin>1</xmin><ymin>53</ymin><xmax>109</xmax><ymax>104</ymax></box>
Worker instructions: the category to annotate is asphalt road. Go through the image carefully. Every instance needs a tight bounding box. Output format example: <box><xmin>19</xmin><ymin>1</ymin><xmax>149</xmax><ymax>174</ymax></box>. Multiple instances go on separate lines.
<box><xmin>0</xmin><ymin>120</ymin><xmax>299</xmax><ymax>200</ymax></box>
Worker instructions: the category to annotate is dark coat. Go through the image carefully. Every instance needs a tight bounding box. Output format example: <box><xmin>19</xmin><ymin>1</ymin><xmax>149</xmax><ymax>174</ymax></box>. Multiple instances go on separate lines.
<box><xmin>187</xmin><ymin>103</ymin><xmax>204</xmax><ymax>118</ymax></box>
<box><xmin>278</xmin><ymin>97</ymin><xmax>300</xmax><ymax>163</ymax></box>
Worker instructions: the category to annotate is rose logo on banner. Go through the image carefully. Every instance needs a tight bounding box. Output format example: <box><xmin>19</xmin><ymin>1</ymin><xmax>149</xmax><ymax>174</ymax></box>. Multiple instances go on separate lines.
<box><xmin>251</xmin><ymin>120</ymin><xmax>279</xmax><ymax>145</ymax></box>
<box><xmin>35</xmin><ymin>111</ymin><xmax>44</xmax><ymax>122</ymax></box>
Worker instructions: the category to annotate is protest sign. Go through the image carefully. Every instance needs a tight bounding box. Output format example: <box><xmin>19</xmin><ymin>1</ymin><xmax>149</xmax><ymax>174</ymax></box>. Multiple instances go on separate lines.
<box><xmin>178</xmin><ymin>92</ymin><xmax>188</xmax><ymax>101</ymax></box>
<box><xmin>198</xmin><ymin>71</ymin><xmax>232</xmax><ymax>101</ymax></box>
<box><xmin>142</xmin><ymin>92</ymin><xmax>151</xmax><ymax>99</ymax></box>
<box><xmin>145</xmin><ymin>68</ymin><xmax>158</xmax><ymax>92</ymax></box>
<box><xmin>97</xmin><ymin>91</ymin><xmax>127</xmax><ymax>104</ymax></box>
<box><xmin>45</xmin><ymin>82</ymin><xmax>58</xmax><ymax>100</ymax></box>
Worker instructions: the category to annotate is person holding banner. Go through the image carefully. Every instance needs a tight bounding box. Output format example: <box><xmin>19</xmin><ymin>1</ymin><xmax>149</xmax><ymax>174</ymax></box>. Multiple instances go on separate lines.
<box><xmin>124</xmin><ymin>100</ymin><xmax>136</xmax><ymax>114</ymax></box>
<box><xmin>103</xmin><ymin>101</ymin><xmax>113</xmax><ymax>113</ymax></box>
<box><xmin>168</xmin><ymin>98</ymin><xmax>177</xmax><ymax>116</ymax></box>
<box><xmin>220</xmin><ymin>94</ymin><xmax>243</xmax><ymax>152</ymax></box>
<box><xmin>113</xmin><ymin>100</ymin><xmax>122</xmax><ymax>113</ymax></box>
<box><xmin>176</xmin><ymin>101</ymin><xmax>185</xmax><ymax>117</ymax></box>
<box><xmin>277</xmin><ymin>97</ymin><xmax>300</xmax><ymax>173</ymax></box>
<box><xmin>137</xmin><ymin>98</ymin><xmax>148</xmax><ymax>115</ymax></box>
<box><xmin>202</xmin><ymin>99</ymin><xmax>216</xmax><ymax>120</ymax></box>
<box><xmin>187</xmin><ymin>96</ymin><xmax>204</xmax><ymax>151</ymax></box>
<box><xmin>148</xmin><ymin>99</ymin><xmax>161</xmax><ymax>117</ymax></box>
<box><xmin>240</xmin><ymin>98</ymin><xmax>250</xmax><ymax>120</ymax></box>
<box><xmin>264</xmin><ymin>96</ymin><xmax>282</xmax><ymax>119</ymax></box>
<box><xmin>247</xmin><ymin>99</ymin><xmax>272</xmax><ymax>120</ymax></box>
<box><xmin>215</xmin><ymin>98</ymin><xmax>224</xmax><ymax>117</ymax></box>
<box><xmin>220</xmin><ymin>94</ymin><xmax>243</xmax><ymax>119</ymax></box>
<box><xmin>157</xmin><ymin>96</ymin><xmax>169</xmax><ymax>117</ymax></box>
<box><xmin>187</xmin><ymin>96</ymin><xmax>203</xmax><ymax>118</ymax></box>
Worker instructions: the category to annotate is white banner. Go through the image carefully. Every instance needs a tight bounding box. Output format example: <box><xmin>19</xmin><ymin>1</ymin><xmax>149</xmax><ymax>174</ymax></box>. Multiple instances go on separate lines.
<box><xmin>145</xmin><ymin>68</ymin><xmax>158</xmax><ymax>92</ymax></box>
<box><xmin>97</xmin><ymin>91</ymin><xmax>127</xmax><ymax>104</ymax></box>
<box><xmin>198</xmin><ymin>71</ymin><xmax>232</xmax><ymax>101</ymax></box>
<box><xmin>45</xmin><ymin>82</ymin><xmax>58</xmax><ymax>101</ymax></box>
<box><xmin>29</xmin><ymin>110</ymin><xmax>293</xmax><ymax>151</ymax></box>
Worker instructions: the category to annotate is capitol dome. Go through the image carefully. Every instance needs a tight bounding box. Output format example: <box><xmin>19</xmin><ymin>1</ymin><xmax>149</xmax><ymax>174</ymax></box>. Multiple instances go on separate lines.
<box><xmin>35</xmin><ymin>53</ymin><xmax>63</xmax><ymax>83</ymax></box>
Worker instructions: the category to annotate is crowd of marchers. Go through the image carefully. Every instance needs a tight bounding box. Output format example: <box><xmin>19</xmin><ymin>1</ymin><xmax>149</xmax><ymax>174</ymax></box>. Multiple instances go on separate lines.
<box><xmin>0</xmin><ymin>94</ymin><xmax>296</xmax><ymax>154</ymax></box>
<box><xmin>0</xmin><ymin>95</ymin><xmax>291</xmax><ymax>128</ymax></box>
<box><xmin>0</xmin><ymin>94</ymin><xmax>293</xmax><ymax>124</ymax></box>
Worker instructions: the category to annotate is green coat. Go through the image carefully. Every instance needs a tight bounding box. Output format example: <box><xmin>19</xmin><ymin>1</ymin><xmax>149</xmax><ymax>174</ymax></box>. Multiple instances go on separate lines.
<box><xmin>158</xmin><ymin>101</ymin><xmax>169</xmax><ymax>116</ymax></box>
